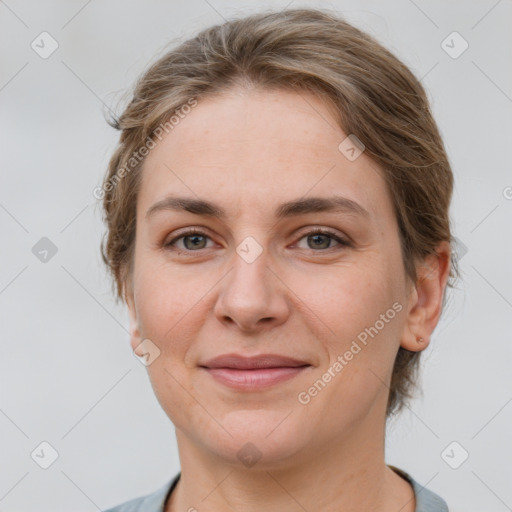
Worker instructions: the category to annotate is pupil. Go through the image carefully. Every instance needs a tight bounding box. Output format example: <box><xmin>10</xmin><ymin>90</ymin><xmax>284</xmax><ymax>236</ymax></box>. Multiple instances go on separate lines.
<box><xmin>310</xmin><ymin>234</ymin><xmax>329</xmax><ymax>249</ymax></box>
<box><xmin>185</xmin><ymin>235</ymin><xmax>205</xmax><ymax>249</ymax></box>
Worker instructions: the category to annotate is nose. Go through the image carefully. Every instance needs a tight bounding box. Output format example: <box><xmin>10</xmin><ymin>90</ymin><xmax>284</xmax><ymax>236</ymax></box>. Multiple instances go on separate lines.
<box><xmin>214</xmin><ymin>246</ymin><xmax>290</xmax><ymax>333</ymax></box>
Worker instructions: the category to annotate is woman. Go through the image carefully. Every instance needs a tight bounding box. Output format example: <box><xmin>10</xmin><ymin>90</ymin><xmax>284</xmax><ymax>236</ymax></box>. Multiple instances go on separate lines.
<box><xmin>100</xmin><ymin>7</ymin><xmax>457</xmax><ymax>512</ymax></box>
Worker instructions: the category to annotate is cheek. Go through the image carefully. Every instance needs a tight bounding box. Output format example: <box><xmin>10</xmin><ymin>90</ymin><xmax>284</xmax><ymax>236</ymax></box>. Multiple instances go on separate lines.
<box><xmin>295</xmin><ymin>279</ymin><xmax>403</xmax><ymax>435</ymax></box>
<box><xmin>292</xmin><ymin>261</ymin><xmax>404</xmax><ymax>399</ymax></box>
<box><xmin>133</xmin><ymin>265</ymin><xmax>209</xmax><ymax>426</ymax></box>
<box><xmin>292</xmin><ymin>259</ymin><xmax>402</xmax><ymax>345</ymax></box>
<box><xmin>135</xmin><ymin>260</ymin><xmax>205</xmax><ymax>338</ymax></box>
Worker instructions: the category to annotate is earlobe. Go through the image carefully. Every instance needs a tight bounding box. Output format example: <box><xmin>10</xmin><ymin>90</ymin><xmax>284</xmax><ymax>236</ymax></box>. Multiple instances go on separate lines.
<box><xmin>400</xmin><ymin>241</ymin><xmax>451</xmax><ymax>352</ymax></box>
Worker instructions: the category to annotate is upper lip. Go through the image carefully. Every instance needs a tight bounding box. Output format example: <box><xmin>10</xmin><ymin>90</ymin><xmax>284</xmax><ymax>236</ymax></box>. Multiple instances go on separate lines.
<box><xmin>200</xmin><ymin>353</ymin><xmax>311</xmax><ymax>370</ymax></box>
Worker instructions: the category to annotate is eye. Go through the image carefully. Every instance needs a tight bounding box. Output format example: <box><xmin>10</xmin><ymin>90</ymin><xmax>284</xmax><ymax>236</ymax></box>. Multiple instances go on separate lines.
<box><xmin>165</xmin><ymin>230</ymin><xmax>214</xmax><ymax>252</ymax></box>
<box><xmin>295</xmin><ymin>228</ymin><xmax>351</xmax><ymax>251</ymax></box>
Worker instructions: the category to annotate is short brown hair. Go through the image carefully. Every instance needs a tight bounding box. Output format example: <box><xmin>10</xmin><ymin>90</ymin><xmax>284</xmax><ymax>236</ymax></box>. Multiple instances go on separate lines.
<box><xmin>100</xmin><ymin>7</ymin><xmax>459</xmax><ymax>417</ymax></box>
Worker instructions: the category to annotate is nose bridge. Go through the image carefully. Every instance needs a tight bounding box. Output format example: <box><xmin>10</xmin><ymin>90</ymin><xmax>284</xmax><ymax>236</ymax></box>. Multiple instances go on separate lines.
<box><xmin>214</xmin><ymin>235</ymin><xmax>288</xmax><ymax>330</ymax></box>
<box><xmin>227</xmin><ymin>240</ymin><xmax>271</xmax><ymax>307</ymax></box>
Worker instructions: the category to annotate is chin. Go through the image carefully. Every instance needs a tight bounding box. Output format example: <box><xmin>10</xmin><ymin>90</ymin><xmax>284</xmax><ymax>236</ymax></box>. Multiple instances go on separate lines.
<box><xmin>201</xmin><ymin>412</ymin><xmax>310</xmax><ymax>470</ymax></box>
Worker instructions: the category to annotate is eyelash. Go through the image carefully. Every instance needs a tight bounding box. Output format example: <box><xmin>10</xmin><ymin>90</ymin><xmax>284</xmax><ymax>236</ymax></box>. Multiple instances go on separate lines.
<box><xmin>164</xmin><ymin>227</ymin><xmax>352</xmax><ymax>255</ymax></box>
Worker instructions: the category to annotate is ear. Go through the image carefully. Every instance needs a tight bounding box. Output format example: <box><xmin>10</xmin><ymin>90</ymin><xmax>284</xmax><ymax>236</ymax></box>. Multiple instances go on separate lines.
<box><xmin>401</xmin><ymin>241</ymin><xmax>451</xmax><ymax>352</ymax></box>
<box><xmin>124</xmin><ymin>281</ymin><xmax>143</xmax><ymax>353</ymax></box>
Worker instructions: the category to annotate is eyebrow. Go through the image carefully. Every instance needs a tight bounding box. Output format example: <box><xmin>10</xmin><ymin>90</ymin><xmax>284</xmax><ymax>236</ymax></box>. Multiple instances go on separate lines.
<box><xmin>145</xmin><ymin>195</ymin><xmax>371</xmax><ymax>221</ymax></box>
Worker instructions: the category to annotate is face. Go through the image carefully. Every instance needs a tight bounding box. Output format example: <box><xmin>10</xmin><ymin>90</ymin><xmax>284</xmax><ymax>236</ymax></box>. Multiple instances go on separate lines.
<box><xmin>126</xmin><ymin>87</ymin><xmax>430</xmax><ymax>469</ymax></box>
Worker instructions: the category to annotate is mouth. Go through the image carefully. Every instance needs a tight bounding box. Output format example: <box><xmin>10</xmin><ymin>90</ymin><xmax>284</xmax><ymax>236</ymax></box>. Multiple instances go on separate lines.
<box><xmin>199</xmin><ymin>353</ymin><xmax>312</xmax><ymax>391</ymax></box>
<box><xmin>201</xmin><ymin>366</ymin><xmax>311</xmax><ymax>390</ymax></box>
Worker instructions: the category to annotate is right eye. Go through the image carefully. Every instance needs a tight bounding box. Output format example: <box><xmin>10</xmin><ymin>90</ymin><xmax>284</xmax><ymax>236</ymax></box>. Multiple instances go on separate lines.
<box><xmin>164</xmin><ymin>230</ymin><xmax>215</xmax><ymax>252</ymax></box>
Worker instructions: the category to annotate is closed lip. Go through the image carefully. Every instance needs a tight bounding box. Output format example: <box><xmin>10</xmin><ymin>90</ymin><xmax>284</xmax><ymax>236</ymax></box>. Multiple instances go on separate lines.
<box><xmin>199</xmin><ymin>353</ymin><xmax>311</xmax><ymax>370</ymax></box>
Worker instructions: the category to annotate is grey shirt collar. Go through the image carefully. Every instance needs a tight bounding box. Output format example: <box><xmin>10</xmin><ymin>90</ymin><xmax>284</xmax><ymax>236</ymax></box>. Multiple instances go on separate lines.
<box><xmin>104</xmin><ymin>467</ymin><xmax>449</xmax><ymax>512</ymax></box>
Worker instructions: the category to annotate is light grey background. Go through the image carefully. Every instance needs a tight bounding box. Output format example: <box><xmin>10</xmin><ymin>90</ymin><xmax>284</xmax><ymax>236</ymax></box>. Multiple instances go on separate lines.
<box><xmin>1</xmin><ymin>1</ymin><xmax>511</xmax><ymax>511</ymax></box>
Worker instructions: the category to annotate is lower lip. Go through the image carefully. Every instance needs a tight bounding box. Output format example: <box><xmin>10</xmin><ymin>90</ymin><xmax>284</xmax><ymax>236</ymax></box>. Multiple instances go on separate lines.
<box><xmin>202</xmin><ymin>366</ymin><xmax>310</xmax><ymax>390</ymax></box>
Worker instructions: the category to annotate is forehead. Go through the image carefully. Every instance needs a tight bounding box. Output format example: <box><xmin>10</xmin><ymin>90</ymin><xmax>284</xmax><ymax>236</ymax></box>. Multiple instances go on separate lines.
<box><xmin>138</xmin><ymin>87</ymin><xmax>393</xmax><ymax>225</ymax></box>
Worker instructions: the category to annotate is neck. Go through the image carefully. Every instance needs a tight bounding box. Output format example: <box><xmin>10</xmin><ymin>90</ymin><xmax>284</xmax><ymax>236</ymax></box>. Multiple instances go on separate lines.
<box><xmin>165</xmin><ymin>408</ymin><xmax>415</xmax><ymax>512</ymax></box>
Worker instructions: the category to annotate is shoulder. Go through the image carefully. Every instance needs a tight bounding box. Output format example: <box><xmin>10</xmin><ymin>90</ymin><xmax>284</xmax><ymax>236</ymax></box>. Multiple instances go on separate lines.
<box><xmin>388</xmin><ymin>465</ymin><xmax>449</xmax><ymax>512</ymax></box>
<box><xmin>103</xmin><ymin>474</ymin><xmax>180</xmax><ymax>512</ymax></box>
<box><xmin>103</xmin><ymin>494</ymin><xmax>146</xmax><ymax>512</ymax></box>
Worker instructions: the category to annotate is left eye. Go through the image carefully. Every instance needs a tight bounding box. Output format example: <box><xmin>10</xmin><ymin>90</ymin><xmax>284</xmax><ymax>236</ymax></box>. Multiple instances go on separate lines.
<box><xmin>295</xmin><ymin>229</ymin><xmax>350</xmax><ymax>250</ymax></box>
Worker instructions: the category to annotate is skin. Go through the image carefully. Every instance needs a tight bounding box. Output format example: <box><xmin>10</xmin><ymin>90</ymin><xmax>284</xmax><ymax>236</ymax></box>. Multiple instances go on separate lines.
<box><xmin>125</xmin><ymin>86</ymin><xmax>451</xmax><ymax>512</ymax></box>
